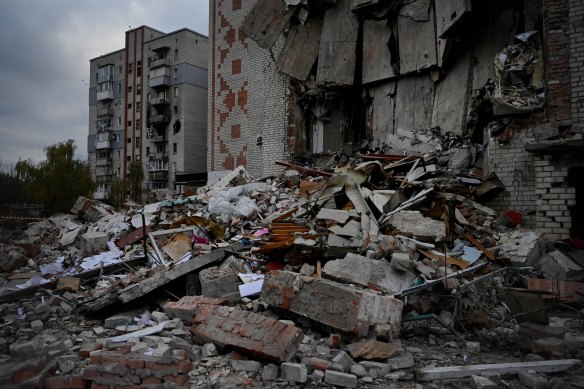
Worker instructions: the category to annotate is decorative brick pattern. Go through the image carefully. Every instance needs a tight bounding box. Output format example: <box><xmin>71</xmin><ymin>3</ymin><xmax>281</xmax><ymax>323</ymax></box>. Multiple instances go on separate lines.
<box><xmin>209</xmin><ymin>0</ymin><xmax>295</xmax><ymax>177</ymax></box>
<box><xmin>569</xmin><ymin>0</ymin><xmax>584</xmax><ymax>131</ymax></box>
<box><xmin>543</xmin><ymin>0</ymin><xmax>572</xmax><ymax>127</ymax></box>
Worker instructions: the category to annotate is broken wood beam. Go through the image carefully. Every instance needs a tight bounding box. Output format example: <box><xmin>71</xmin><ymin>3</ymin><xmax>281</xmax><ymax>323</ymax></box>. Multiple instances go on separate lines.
<box><xmin>416</xmin><ymin>359</ymin><xmax>581</xmax><ymax>381</ymax></box>
<box><xmin>465</xmin><ymin>233</ymin><xmax>496</xmax><ymax>260</ymax></box>
<box><xmin>118</xmin><ymin>243</ymin><xmax>244</xmax><ymax>304</ymax></box>
<box><xmin>275</xmin><ymin>161</ymin><xmax>332</xmax><ymax>177</ymax></box>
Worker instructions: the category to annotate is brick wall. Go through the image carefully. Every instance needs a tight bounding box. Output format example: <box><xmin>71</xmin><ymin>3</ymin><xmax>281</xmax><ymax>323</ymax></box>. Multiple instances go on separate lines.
<box><xmin>208</xmin><ymin>0</ymin><xmax>293</xmax><ymax>178</ymax></box>
<box><xmin>486</xmin><ymin>129</ymin><xmax>538</xmax><ymax>228</ymax></box>
<box><xmin>543</xmin><ymin>0</ymin><xmax>572</xmax><ymax>127</ymax></box>
<box><xmin>569</xmin><ymin>0</ymin><xmax>584</xmax><ymax>131</ymax></box>
<box><xmin>533</xmin><ymin>153</ymin><xmax>576</xmax><ymax>240</ymax></box>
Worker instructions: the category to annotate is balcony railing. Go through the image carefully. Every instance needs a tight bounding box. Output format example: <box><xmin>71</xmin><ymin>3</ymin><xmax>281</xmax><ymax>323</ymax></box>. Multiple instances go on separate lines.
<box><xmin>149</xmin><ymin>114</ymin><xmax>169</xmax><ymax>126</ymax></box>
<box><xmin>97</xmin><ymin>89</ymin><xmax>114</xmax><ymax>101</ymax></box>
<box><xmin>95</xmin><ymin>158</ymin><xmax>112</xmax><ymax>167</ymax></box>
<box><xmin>97</xmin><ymin>106</ymin><xmax>114</xmax><ymax>117</ymax></box>
<box><xmin>97</xmin><ymin>74</ymin><xmax>114</xmax><ymax>83</ymax></box>
<box><xmin>148</xmin><ymin>75</ymin><xmax>171</xmax><ymax>88</ymax></box>
<box><xmin>148</xmin><ymin>170</ymin><xmax>169</xmax><ymax>180</ymax></box>
<box><xmin>150</xmin><ymin>58</ymin><xmax>170</xmax><ymax>68</ymax></box>
<box><xmin>150</xmin><ymin>96</ymin><xmax>169</xmax><ymax>105</ymax></box>
<box><xmin>96</xmin><ymin>139</ymin><xmax>111</xmax><ymax>150</ymax></box>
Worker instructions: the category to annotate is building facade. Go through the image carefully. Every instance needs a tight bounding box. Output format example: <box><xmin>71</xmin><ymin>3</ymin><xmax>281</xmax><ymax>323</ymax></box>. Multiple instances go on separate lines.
<box><xmin>210</xmin><ymin>0</ymin><xmax>584</xmax><ymax>241</ymax></box>
<box><xmin>88</xmin><ymin>26</ymin><xmax>208</xmax><ymax>202</ymax></box>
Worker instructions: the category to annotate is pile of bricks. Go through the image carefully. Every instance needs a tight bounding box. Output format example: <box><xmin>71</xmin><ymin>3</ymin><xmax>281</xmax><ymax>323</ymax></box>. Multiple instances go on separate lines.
<box><xmin>80</xmin><ymin>349</ymin><xmax>192</xmax><ymax>389</ymax></box>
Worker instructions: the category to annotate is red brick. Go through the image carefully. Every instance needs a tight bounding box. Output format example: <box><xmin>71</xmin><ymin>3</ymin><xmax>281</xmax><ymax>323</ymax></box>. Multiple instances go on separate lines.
<box><xmin>142</xmin><ymin>376</ymin><xmax>162</xmax><ymax>384</ymax></box>
<box><xmin>163</xmin><ymin>373</ymin><xmax>189</xmax><ymax>385</ymax></box>
<box><xmin>90</xmin><ymin>383</ymin><xmax>108</xmax><ymax>389</ymax></box>
<box><xmin>67</xmin><ymin>377</ymin><xmax>89</xmax><ymax>389</ymax></box>
<box><xmin>45</xmin><ymin>377</ymin><xmax>67</xmax><ymax>389</ymax></box>
<box><xmin>232</xmin><ymin>59</ymin><xmax>241</xmax><ymax>75</ymax></box>
<box><xmin>231</xmin><ymin>124</ymin><xmax>241</xmax><ymax>139</ymax></box>
<box><xmin>191</xmin><ymin>305</ymin><xmax>303</xmax><ymax>363</ymax></box>
<box><xmin>81</xmin><ymin>367</ymin><xmax>101</xmax><ymax>381</ymax></box>
<box><xmin>176</xmin><ymin>360</ymin><xmax>192</xmax><ymax>374</ymax></box>
<box><xmin>79</xmin><ymin>342</ymin><xmax>103</xmax><ymax>358</ymax></box>
<box><xmin>126</xmin><ymin>358</ymin><xmax>145</xmax><ymax>370</ymax></box>
<box><xmin>309</xmin><ymin>357</ymin><xmax>333</xmax><ymax>371</ymax></box>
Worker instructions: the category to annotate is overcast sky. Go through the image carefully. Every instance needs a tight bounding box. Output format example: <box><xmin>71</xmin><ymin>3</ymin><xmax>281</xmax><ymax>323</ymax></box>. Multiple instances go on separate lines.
<box><xmin>0</xmin><ymin>0</ymin><xmax>209</xmax><ymax>167</ymax></box>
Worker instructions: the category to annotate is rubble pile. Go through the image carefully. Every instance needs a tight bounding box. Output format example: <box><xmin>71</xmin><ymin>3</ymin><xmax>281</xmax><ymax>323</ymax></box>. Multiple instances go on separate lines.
<box><xmin>1</xmin><ymin>154</ymin><xmax>584</xmax><ymax>388</ymax></box>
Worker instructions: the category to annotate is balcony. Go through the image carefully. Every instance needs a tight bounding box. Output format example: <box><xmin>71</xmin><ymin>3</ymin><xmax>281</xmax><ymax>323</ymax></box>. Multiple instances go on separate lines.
<box><xmin>97</xmin><ymin>106</ymin><xmax>114</xmax><ymax>117</ymax></box>
<box><xmin>150</xmin><ymin>57</ymin><xmax>170</xmax><ymax>69</ymax></box>
<box><xmin>95</xmin><ymin>175</ymin><xmax>113</xmax><ymax>184</ymax></box>
<box><xmin>97</xmin><ymin>89</ymin><xmax>114</xmax><ymax>101</ymax></box>
<box><xmin>95</xmin><ymin>157</ymin><xmax>112</xmax><ymax>167</ymax></box>
<box><xmin>96</xmin><ymin>139</ymin><xmax>111</xmax><ymax>150</ymax></box>
<box><xmin>149</xmin><ymin>114</ymin><xmax>169</xmax><ymax>126</ymax></box>
<box><xmin>150</xmin><ymin>96</ymin><xmax>169</xmax><ymax>106</ymax></box>
<box><xmin>98</xmin><ymin>74</ymin><xmax>114</xmax><ymax>83</ymax></box>
<box><xmin>149</xmin><ymin>75</ymin><xmax>171</xmax><ymax>89</ymax></box>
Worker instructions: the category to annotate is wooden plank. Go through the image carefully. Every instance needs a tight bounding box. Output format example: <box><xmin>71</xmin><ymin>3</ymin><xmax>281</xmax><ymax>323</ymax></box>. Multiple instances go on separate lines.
<box><xmin>417</xmin><ymin>359</ymin><xmax>580</xmax><ymax>382</ymax></box>
<box><xmin>277</xmin><ymin>16</ymin><xmax>323</xmax><ymax>81</ymax></box>
<box><xmin>239</xmin><ymin>0</ymin><xmax>291</xmax><ymax>49</ymax></box>
<box><xmin>418</xmin><ymin>249</ymin><xmax>470</xmax><ymax>269</ymax></box>
<box><xmin>362</xmin><ymin>18</ymin><xmax>396</xmax><ymax>84</ymax></box>
<box><xmin>57</xmin><ymin>277</ymin><xmax>80</xmax><ymax>291</ymax></box>
<box><xmin>118</xmin><ymin>243</ymin><xmax>244</xmax><ymax>303</ymax></box>
<box><xmin>397</xmin><ymin>0</ymin><xmax>437</xmax><ymax>74</ymax></box>
<box><xmin>465</xmin><ymin>234</ymin><xmax>495</xmax><ymax>260</ymax></box>
<box><xmin>316</xmin><ymin>0</ymin><xmax>359</xmax><ymax>85</ymax></box>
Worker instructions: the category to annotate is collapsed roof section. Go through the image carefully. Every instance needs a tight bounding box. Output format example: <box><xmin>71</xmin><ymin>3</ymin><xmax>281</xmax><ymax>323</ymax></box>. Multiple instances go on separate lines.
<box><xmin>240</xmin><ymin>0</ymin><xmax>544</xmax><ymax>156</ymax></box>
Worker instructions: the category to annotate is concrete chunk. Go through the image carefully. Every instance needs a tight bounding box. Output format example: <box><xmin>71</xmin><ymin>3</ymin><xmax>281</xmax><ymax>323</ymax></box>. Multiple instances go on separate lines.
<box><xmin>191</xmin><ymin>304</ymin><xmax>303</xmax><ymax>363</ymax></box>
<box><xmin>387</xmin><ymin>211</ymin><xmax>446</xmax><ymax>242</ymax></box>
<box><xmin>324</xmin><ymin>370</ymin><xmax>358</xmax><ymax>388</ymax></box>
<box><xmin>417</xmin><ymin>359</ymin><xmax>580</xmax><ymax>381</ymax></box>
<box><xmin>281</xmin><ymin>362</ymin><xmax>307</xmax><ymax>383</ymax></box>
<box><xmin>200</xmin><ymin>266</ymin><xmax>241</xmax><ymax>302</ymax></box>
<box><xmin>260</xmin><ymin>271</ymin><xmax>403</xmax><ymax>337</ymax></box>
<box><xmin>323</xmin><ymin>253</ymin><xmax>415</xmax><ymax>294</ymax></box>
<box><xmin>163</xmin><ymin>295</ymin><xmax>227</xmax><ymax>323</ymax></box>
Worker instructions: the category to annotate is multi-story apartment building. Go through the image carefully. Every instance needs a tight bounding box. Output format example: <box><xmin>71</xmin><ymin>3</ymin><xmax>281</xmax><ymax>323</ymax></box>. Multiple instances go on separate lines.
<box><xmin>88</xmin><ymin>26</ymin><xmax>208</xmax><ymax>202</ymax></box>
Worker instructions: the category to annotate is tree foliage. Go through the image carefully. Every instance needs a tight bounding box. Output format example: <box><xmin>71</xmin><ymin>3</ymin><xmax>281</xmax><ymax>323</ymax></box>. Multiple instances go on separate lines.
<box><xmin>109</xmin><ymin>176</ymin><xmax>128</xmax><ymax>209</ymax></box>
<box><xmin>0</xmin><ymin>160</ymin><xmax>22</xmax><ymax>206</ymax></box>
<box><xmin>14</xmin><ymin>140</ymin><xmax>94</xmax><ymax>213</ymax></box>
<box><xmin>127</xmin><ymin>161</ymin><xmax>144</xmax><ymax>203</ymax></box>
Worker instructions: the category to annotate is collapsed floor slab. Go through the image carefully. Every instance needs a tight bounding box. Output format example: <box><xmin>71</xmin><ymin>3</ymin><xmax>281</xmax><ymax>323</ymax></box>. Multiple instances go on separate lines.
<box><xmin>190</xmin><ymin>304</ymin><xmax>303</xmax><ymax>363</ymax></box>
<box><xmin>260</xmin><ymin>271</ymin><xmax>404</xmax><ymax>337</ymax></box>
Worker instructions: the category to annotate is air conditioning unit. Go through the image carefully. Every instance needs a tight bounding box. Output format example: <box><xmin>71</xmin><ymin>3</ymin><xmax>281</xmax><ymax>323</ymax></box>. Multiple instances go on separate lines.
<box><xmin>146</xmin><ymin>128</ymin><xmax>153</xmax><ymax>138</ymax></box>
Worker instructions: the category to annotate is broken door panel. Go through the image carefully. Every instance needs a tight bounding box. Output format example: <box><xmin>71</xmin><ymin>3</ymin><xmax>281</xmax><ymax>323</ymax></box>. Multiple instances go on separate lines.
<box><xmin>362</xmin><ymin>18</ymin><xmax>397</xmax><ymax>84</ymax></box>
<box><xmin>277</xmin><ymin>16</ymin><xmax>323</xmax><ymax>81</ymax></box>
<box><xmin>369</xmin><ymin>82</ymin><xmax>396</xmax><ymax>145</ymax></box>
<box><xmin>432</xmin><ymin>51</ymin><xmax>471</xmax><ymax>136</ymax></box>
<box><xmin>394</xmin><ymin>74</ymin><xmax>434</xmax><ymax>135</ymax></box>
<box><xmin>434</xmin><ymin>0</ymin><xmax>472</xmax><ymax>38</ymax></box>
<box><xmin>397</xmin><ymin>0</ymin><xmax>437</xmax><ymax>74</ymax></box>
<box><xmin>240</xmin><ymin>0</ymin><xmax>291</xmax><ymax>49</ymax></box>
<box><xmin>316</xmin><ymin>0</ymin><xmax>359</xmax><ymax>85</ymax></box>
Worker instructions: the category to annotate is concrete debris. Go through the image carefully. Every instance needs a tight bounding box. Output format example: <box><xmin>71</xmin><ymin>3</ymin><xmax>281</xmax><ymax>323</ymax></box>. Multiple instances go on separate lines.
<box><xmin>1</xmin><ymin>103</ymin><xmax>583</xmax><ymax>387</ymax></box>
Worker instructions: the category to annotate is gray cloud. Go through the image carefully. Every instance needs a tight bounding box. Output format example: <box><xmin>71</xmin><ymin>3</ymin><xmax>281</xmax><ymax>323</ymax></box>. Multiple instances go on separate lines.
<box><xmin>0</xmin><ymin>0</ymin><xmax>209</xmax><ymax>166</ymax></box>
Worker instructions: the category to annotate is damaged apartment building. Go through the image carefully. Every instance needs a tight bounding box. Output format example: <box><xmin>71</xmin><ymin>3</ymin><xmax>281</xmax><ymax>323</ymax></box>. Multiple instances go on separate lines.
<box><xmin>208</xmin><ymin>0</ymin><xmax>584</xmax><ymax>242</ymax></box>
<box><xmin>88</xmin><ymin>26</ymin><xmax>209</xmax><ymax>202</ymax></box>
